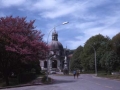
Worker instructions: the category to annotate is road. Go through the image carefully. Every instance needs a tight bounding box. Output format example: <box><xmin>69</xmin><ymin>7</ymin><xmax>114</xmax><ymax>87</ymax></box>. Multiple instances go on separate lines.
<box><xmin>2</xmin><ymin>74</ymin><xmax>120</xmax><ymax>90</ymax></box>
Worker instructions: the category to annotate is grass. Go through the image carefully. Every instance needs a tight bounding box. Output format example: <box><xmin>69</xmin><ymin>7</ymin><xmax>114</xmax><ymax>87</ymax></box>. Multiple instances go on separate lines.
<box><xmin>0</xmin><ymin>74</ymin><xmax>53</xmax><ymax>88</ymax></box>
<box><xmin>41</xmin><ymin>75</ymin><xmax>53</xmax><ymax>84</ymax></box>
<box><xmin>0</xmin><ymin>78</ymin><xmax>19</xmax><ymax>87</ymax></box>
<box><xmin>0</xmin><ymin>78</ymin><xmax>5</xmax><ymax>87</ymax></box>
<box><xmin>97</xmin><ymin>73</ymin><xmax>120</xmax><ymax>80</ymax></box>
<box><xmin>0</xmin><ymin>74</ymin><xmax>45</xmax><ymax>87</ymax></box>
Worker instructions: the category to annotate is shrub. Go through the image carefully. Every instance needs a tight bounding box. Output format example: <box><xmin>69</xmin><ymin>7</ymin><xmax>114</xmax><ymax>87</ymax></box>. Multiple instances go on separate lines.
<box><xmin>41</xmin><ymin>75</ymin><xmax>52</xmax><ymax>83</ymax></box>
<box><xmin>19</xmin><ymin>72</ymin><xmax>36</xmax><ymax>83</ymax></box>
<box><xmin>40</xmin><ymin>71</ymin><xmax>46</xmax><ymax>75</ymax></box>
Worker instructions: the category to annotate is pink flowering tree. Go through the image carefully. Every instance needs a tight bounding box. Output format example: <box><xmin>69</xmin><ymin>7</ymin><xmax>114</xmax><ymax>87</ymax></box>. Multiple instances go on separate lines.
<box><xmin>0</xmin><ymin>16</ymin><xmax>48</xmax><ymax>85</ymax></box>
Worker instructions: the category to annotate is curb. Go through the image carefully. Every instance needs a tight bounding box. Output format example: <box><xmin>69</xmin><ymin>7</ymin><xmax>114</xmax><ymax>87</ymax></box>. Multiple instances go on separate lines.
<box><xmin>0</xmin><ymin>79</ymin><xmax>55</xmax><ymax>89</ymax></box>
<box><xmin>0</xmin><ymin>83</ymin><xmax>43</xmax><ymax>89</ymax></box>
<box><xmin>93</xmin><ymin>75</ymin><xmax>120</xmax><ymax>81</ymax></box>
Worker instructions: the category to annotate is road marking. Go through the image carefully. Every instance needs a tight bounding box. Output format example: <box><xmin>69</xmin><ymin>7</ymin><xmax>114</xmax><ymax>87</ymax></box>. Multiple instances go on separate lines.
<box><xmin>105</xmin><ymin>86</ymin><xmax>112</xmax><ymax>88</ymax></box>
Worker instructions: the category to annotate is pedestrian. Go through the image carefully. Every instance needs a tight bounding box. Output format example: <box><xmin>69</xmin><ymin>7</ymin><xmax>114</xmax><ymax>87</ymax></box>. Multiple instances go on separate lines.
<box><xmin>76</xmin><ymin>70</ymin><xmax>80</xmax><ymax>79</ymax></box>
<box><xmin>73</xmin><ymin>70</ymin><xmax>76</xmax><ymax>79</ymax></box>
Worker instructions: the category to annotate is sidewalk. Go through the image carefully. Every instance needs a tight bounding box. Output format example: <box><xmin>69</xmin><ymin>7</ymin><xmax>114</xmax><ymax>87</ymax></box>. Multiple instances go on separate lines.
<box><xmin>0</xmin><ymin>77</ymin><xmax>44</xmax><ymax>89</ymax></box>
<box><xmin>56</xmin><ymin>72</ymin><xmax>73</xmax><ymax>76</ymax></box>
<box><xmin>56</xmin><ymin>72</ymin><xmax>63</xmax><ymax>75</ymax></box>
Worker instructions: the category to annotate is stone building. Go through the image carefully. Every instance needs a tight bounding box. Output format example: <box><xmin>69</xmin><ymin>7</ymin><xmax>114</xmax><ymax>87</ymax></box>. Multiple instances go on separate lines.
<box><xmin>40</xmin><ymin>29</ymin><xmax>69</xmax><ymax>73</ymax></box>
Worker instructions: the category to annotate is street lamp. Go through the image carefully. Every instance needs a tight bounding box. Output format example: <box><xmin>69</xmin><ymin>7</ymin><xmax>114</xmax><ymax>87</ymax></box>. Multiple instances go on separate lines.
<box><xmin>90</xmin><ymin>45</ymin><xmax>97</xmax><ymax>76</ymax></box>
<box><xmin>85</xmin><ymin>43</ymin><xmax>97</xmax><ymax>76</ymax></box>
<box><xmin>46</xmin><ymin>21</ymin><xmax>69</xmax><ymax>81</ymax></box>
<box><xmin>47</xmin><ymin>21</ymin><xmax>69</xmax><ymax>44</ymax></box>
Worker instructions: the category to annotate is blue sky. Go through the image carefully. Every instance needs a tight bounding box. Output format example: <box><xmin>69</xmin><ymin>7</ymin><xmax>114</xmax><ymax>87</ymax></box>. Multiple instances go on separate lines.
<box><xmin>0</xmin><ymin>0</ymin><xmax>120</xmax><ymax>50</ymax></box>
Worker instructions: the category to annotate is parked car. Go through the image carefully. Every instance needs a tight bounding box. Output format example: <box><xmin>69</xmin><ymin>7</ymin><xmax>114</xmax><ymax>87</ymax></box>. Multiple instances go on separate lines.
<box><xmin>50</xmin><ymin>70</ymin><xmax>56</xmax><ymax>74</ymax></box>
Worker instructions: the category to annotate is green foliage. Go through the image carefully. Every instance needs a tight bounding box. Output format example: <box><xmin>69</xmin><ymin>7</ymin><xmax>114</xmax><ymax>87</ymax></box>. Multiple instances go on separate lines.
<box><xmin>18</xmin><ymin>72</ymin><xmax>36</xmax><ymax>83</ymax></box>
<box><xmin>40</xmin><ymin>71</ymin><xmax>46</xmax><ymax>75</ymax></box>
<box><xmin>82</xmin><ymin>34</ymin><xmax>110</xmax><ymax>71</ymax></box>
<box><xmin>68</xmin><ymin>49</ymin><xmax>75</xmax><ymax>54</ymax></box>
<box><xmin>100</xmin><ymin>51</ymin><xmax>120</xmax><ymax>74</ymax></box>
<box><xmin>70</xmin><ymin>33</ymin><xmax>120</xmax><ymax>74</ymax></box>
<box><xmin>41</xmin><ymin>75</ymin><xmax>52</xmax><ymax>83</ymax></box>
<box><xmin>70</xmin><ymin>46</ymin><xmax>83</xmax><ymax>71</ymax></box>
<box><xmin>112</xmin><ymin>33</ymin><xmax>120</xmax><ymax>56</ymax></box>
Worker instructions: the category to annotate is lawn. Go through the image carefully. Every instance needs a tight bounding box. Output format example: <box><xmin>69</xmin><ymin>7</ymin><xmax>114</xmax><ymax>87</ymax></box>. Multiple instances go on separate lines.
<box><xmin>97</xmin><ymin>73</ymin><xmax>120</xmax><ymax>80</ymax></box>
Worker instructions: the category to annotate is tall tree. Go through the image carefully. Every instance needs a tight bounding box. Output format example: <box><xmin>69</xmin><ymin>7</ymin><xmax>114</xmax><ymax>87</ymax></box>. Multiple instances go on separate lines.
<box><xmin>82</xmin><ymin>34</ymin><xmax>110</xmax><ymax>71</ymax></box>
<box><xmin>70</xmin><ymin>46</ymin><xmax>83</xmax><ymax>71</ymax></box>
<box><xmin>101</xmin><ymin>51</ymin><xmax>120</xmax><ymax>74</ymax></box>
<box><xmin>112</xmin><ymin>33</ymin><xmax>120</xmax><ymax>56</ymax></box>
<box><xmin>0</xmin><ymin>16</ymin><xmax>48</xmax><ymax>85</ymax></box>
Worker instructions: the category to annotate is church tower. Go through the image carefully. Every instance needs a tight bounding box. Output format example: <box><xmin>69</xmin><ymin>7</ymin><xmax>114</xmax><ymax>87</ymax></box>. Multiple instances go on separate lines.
<box><xmin>52</xmin><ymin>29</ymin><xmax>58</xmax><ymax>41</ymax></box>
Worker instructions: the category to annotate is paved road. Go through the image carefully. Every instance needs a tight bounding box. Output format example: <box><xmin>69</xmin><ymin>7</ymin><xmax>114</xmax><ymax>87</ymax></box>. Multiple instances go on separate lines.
<box><xmin>2</xmin><ymin>74</ymin><xmax>120</xmax><ymax>90</ymax></box>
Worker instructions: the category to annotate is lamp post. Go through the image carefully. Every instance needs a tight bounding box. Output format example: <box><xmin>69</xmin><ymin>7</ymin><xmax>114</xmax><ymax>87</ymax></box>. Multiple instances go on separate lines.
<box><xmin>90</xmin><ymin>45</ymin><xmax>97</xmax><ymax>76</ymax></box>
<box><xmin>47</xmin><ymin>21</ymin><xmax>69</xmax><ymax>44</ymax></box>
<box><xmin>46</xmin><ymin>21</ymin><xmax>69</xmax><ymax>81</ymax></box>
<box><xmin>85</xmin><ymin>43</ymin><xmax>97</xmax><ymax>76</ymax></box>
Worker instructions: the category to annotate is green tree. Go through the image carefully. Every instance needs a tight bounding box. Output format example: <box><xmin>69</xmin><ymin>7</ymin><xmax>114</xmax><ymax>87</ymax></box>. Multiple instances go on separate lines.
<box><xmin>82</xmin><ymin>34</ymin><xmax>110</xmax><ymax>72</ymax></box>
<box><xmin>70</xmin><ymin>46</ymin><xmax>83</xmax><ymax>71</ymax></box>
<box><xmin>101</xmin><ymin>51</ymin><xmax>120</xmax><ymax>74</ymax></box>
<box><xmin>112</xmin><ymin>33</ymin><xmax>120</xmax><ymax>56</ymax></box>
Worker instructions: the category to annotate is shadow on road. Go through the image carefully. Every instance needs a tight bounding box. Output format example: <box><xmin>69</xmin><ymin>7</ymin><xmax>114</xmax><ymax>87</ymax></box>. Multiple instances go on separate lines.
<box><xmin>52</xmin><ymin>79</ymin><xmax>76</xmax><ymax>84</ymax></box>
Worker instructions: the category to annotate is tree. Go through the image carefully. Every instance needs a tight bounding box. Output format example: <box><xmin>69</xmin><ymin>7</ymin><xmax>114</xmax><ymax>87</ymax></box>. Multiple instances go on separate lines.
<box><xmin>112</xmin><ymin>33</ymin><xmax>120</xmax><ymax>56</ymax></box>
<box><xmin>0</xmin><ymin>16</ymin><xmax>48</xmax><ymax>85</ymax></box>
<box><xmin>82</xmin><ymin>34</ymin><xmax>111</xmax><ymax>72</ymax></box>
<box><xmin>101</xmin><ymin>51</ymin><xmax>120</xmax><ymax>74</ymax></box>
<box><xmin>70</xmin><ymin>46</ymin><xmax>83</xmax><ymax>71</ymax></box>
<box><xmin>99</xmin><ymin>38</ymin><xmax>113</xmax><ymax>71</ymax></box>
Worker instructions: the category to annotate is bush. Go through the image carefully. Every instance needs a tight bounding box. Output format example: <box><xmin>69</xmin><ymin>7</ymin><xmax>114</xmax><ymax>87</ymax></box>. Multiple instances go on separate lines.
<box><xmin>81</xmin><ymin>70</ymin><xmax>94</xmax><ymax>74</ymax></box>
<box><xmin>40</xmin><ymin>71</ymin><xmax>46</xmax><ymax>75</ymax></box>
<box><xmin>41</xmin><ymin>75</ymin><xmax>52</xmax><ymax>83</ymax></box>
<box><xmin>19</xmin><ymin>72</ymin><xmax>36</xmax><ymax>83</ymax></box>
<box><xmin>0</xmin><ymin>72</ymin><xmax>2</xmax><ymax>78</ymax></box>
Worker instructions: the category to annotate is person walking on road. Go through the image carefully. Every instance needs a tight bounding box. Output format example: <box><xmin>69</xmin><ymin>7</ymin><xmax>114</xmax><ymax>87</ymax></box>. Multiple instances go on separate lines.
<box><xmin>76</xmin><ymin>70</ymin><xmax>80</xmax><ymax>79</ymax></box>
<box><xmin>73</xmin><ymin>70</ymin><xmax>76</xmax><ymax>79</ymax></box>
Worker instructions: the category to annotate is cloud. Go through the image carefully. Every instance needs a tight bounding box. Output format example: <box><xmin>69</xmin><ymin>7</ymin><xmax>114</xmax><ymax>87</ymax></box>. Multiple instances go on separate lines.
<box><xmin>1</xmin><ymin>0</ymin><xmax>116</xmax><ymax>19</ymax></box>
<box><xmin>39</xmin><ymin>7</ymin><xmax>75</xmax><ymax>19</ymax></box>
<box><xmin>65</xmin><ymin>35</ymin><xmax>88</xmax><ymax>49</ymax></box>
<box><xmin>32</xmin><ymin>0</ymin><xmax>59</xmax><ymax>10</ymax></box>
<box><xmin>0</xmin><ymin>0</ymin><xmax>120</xmax><ymax>50</ymax></box>
<box><xmin>65</xmin><ymin>26</ymin><xmax>120</xmax><ymax>50</ymax></box>
<box><xmin>23</xmin><ymin>0</ymin><xmax>90</xmax><ymax>19</ymax></box>
<box><xmin>31</xmin><ymin>0</ymin><xmax>80</xmax><ymax>19</ymax></box>
<box><xmin>38</xmin><ymin>0</ymin><xmax>113</xmax><ymax>19</ymax></box>
<box><xmin>63</xmin><ymin>7</ymin><xmax>120</xmax><ymax>49</ymax></box>
<box><xmin>0</xmin><ymin>0</ymin><xmax>26</xmax><ymax>7</ymax></box>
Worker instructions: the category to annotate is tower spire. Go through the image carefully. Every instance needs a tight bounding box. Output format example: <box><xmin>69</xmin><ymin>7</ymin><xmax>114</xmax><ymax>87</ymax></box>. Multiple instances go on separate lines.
<box><xmin>52</xmin><ymin>28</ymin><xmax>58</xmax><ymax>41</ymax></box>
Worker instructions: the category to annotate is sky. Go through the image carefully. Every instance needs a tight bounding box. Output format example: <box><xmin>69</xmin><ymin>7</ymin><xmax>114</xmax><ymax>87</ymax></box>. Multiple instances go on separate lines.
<box><xmin>0</xmin><ymin>0</ymin><xmax>120</xmax><ymax>50</ymax></box>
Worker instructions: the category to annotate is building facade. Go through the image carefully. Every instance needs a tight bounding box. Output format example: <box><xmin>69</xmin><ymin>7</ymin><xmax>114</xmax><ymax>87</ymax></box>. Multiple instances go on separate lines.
<box><xmin>40</xmin><ymin>29</ymin><xmax>69</xmax><ymax>73</ymax></box>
